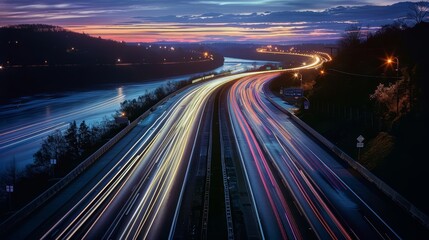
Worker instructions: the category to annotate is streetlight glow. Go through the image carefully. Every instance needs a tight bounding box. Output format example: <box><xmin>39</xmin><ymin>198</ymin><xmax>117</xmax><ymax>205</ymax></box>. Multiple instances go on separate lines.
<box><xmin>386</xmin><ymin>56</ymin><xmax>399</xmax><ymax>72</ymax></box>
<box><xmin>294</xmin><ymin>72</ymin><xmax>303</xmax><ymax>89</ymax></box>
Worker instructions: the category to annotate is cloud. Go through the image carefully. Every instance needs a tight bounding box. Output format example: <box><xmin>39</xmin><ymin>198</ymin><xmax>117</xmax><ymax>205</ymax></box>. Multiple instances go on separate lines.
<box><xmin>0</xmin><ymin>1</ymin><xmax>424</xmax><ymax>43</ymax></box>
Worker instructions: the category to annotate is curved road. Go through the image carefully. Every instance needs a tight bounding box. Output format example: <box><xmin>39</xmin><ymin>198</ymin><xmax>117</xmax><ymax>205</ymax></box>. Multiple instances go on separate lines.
<box><xmin>227</xmin><ymin>73</ymin><xmax>406</xmax><ymax>239</ymax></box>
<box><xmin>2</xmin><ymin>52</ymin><xmax>426</xmax><ymax>239</ymax></box>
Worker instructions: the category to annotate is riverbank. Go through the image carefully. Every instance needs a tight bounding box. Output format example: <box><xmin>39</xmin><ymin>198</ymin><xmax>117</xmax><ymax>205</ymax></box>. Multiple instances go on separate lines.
<box><xmin>0</xmin><ymin>57</ymin><xmax>224</xmax><ymax>102</ymax></box>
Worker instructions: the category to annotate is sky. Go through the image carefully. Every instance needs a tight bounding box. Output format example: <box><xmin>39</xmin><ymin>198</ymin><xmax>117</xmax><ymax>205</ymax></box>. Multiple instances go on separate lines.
<box><xmin>0</xmin><ymin>0</ymin><xmax>426</xmax><ymax>43</ymax></box>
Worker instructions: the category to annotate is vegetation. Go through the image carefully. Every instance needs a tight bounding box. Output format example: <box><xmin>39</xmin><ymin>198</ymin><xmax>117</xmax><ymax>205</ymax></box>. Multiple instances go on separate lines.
<box><xmin>0</xmin><ymin>79</ymin><xmax>191</xmax><ymax>219</ymax></box>
<box><xmin>296</xmin><ymin>21</ymin><xmax>429</xmax><ymax>214</ymax></box>
<box><xmin>119</xmin><ymin>80</ymin><xmax>189</xmax><ymax>121</ymax></box>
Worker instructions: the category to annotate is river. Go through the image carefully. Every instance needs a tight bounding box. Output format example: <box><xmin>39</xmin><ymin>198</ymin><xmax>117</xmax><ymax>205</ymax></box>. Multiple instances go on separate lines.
<box><xmin>0</xmin><ymin>57</ymin><xmax>279</xmax><ymax>172</ymax></box>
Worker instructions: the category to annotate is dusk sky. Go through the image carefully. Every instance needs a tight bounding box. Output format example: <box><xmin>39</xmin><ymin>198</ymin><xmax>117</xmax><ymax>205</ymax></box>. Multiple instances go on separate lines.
<box><xmin>0</xmin><ymin>1</ymin><xmax>425</xmax><ymax>43</ymax></box>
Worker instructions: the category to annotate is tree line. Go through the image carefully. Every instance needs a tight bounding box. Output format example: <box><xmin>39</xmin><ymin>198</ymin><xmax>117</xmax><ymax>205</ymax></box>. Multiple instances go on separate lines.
<box><xmin>298</xmin><ymin>18</ymin><xmax>429</xmax><ymax>214</ymax></box>
<box><xmin>0</xmin><ymin>79</ymin><xmax>191</xmax><ymax>218</ymax></box>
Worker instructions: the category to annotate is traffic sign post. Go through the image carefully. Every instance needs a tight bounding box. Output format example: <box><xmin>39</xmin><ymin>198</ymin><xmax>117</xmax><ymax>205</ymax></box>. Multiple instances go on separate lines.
<box><xmin>304</xmin><ymin>100</ymin><xmax>310</xmax><ymax>110</ymax></box>
<box><xmin>50</xmin><ymin>159</ymin><xmax>57</xmax><ymax>178</ymax></box>
<box><xmin>356</xmin><ymin>135</ymin><xmax>364</xmax><ymax>161</ymax></box>
<box><xmin>6</xmin><ymin>185</ymin><xmax>14</xmax><ymax>210</ymax></box>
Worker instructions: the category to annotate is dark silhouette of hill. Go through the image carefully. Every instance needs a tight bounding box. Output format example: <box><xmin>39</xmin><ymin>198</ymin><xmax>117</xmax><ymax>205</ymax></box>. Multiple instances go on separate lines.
<box><xmin>0</xmin><ymin>24</ymin><xmax>224</xmax><ymax>101</ymax></box>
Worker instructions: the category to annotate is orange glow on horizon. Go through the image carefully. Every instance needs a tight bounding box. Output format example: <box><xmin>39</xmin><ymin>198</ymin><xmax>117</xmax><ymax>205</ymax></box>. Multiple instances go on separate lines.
<box><xmin>64</xmin><ymin>23</ymin><xmax>342</xmax><ymax>43</ymax></box>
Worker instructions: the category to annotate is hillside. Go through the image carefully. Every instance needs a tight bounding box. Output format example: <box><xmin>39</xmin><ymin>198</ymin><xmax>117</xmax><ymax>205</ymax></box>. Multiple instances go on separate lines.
<box><xmin>295</xmin><ymin>22</ymin><xmax>429</xmax><ymax>214</ymax></box>
<box><xmin>0</xmin><ymin>24</ymin><xmax>224</xmax><ymax>101</ymax></box>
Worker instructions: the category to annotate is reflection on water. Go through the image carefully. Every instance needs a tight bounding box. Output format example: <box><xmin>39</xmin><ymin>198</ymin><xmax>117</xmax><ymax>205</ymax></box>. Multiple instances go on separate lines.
<box><xmin>0</xmin><ymin>57</ymin><xmax>278</xmax><ymax>171</ymax></box>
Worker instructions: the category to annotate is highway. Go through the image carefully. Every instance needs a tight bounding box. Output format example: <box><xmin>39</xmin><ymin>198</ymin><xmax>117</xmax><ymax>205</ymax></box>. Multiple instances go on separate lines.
<box><xmin>2</xmin><ymin>68</ymin><xmax>269</xmax><ymax>239</ymax></box>
<box><xmin>36</xmin><ymin>75</ymin><xmax>250</xmax><ymax>239</ymax></box>
<box><xmin>2</xmin><ymin>51</ymin><xmax>427</xmax><ymax>239</ymax></box>
<box><xmin>226</xmin><ymin>72</ymin><xmax>428</xmax><ymax>239</ymax></box>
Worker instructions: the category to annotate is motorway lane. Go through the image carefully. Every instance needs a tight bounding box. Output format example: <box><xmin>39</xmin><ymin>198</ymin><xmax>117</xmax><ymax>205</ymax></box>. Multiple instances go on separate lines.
<box><xmin>7</xmin><ymin>73</ymin><xmax>259</xmax><ymax>239</ymax></box>
<box><xmin>3</xmin><ymin>52</ymin><xmax>333</xmax><ymax>239</ymax></box>
<box><xmin>228</xmin><ymin>74</ymin><xmax>304</xmax><ymax>239</ymax></box>
<box><xmin>227</xmin><ymin>73</ymin><xmax>407</xmax><ymax>239</ymax></box>
<box><xmin>38</xmin><ymin>84</ymin><xmax>217</xmax><ymax>239</ymax></box>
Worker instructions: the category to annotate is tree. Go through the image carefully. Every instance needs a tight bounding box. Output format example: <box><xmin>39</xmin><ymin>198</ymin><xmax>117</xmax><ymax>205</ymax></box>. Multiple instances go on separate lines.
<box><xmin>64</xmin><ymin>121</ymin><xmax>79</xmax><ymax>160</ymax></box>
<box><xmin>33</xmin><ymin>130</ymin><xmax>67</xmax><ymax>167</ymax></box>
<box><xmin>339</xmin><ymin>25</ymin><xmax>363</xmax><ymax>49</ymax></box>
<box><xmin>407</xmin><ymin>1</ymin><xmax>429</xmax><ymax>24</ymax></box>
<box><xmin>370</xmin><ymin>77</ymin><xmax>411</xmax><ymax>120</ymax></box>
<box><xmin>78</xmin><ymin>120</ymin><xmax>91</xmax><ymax>154</ymax></box>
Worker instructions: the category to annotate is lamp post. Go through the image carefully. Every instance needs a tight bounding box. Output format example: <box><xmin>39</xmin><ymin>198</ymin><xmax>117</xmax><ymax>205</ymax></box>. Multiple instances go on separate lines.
<box><xmin>388</xmin><ymin>57</ymin><xmax>399</xmax><ymax>77</ymax></box>
<box><xmin>387</xmin><ymin>56</ymin><xmax>400</xmax><ymax>115</ymax></box>
<box><xmin>294</xmin><ymin>72</ymin><xmax>303</xmax><ymax>89</ymax></box>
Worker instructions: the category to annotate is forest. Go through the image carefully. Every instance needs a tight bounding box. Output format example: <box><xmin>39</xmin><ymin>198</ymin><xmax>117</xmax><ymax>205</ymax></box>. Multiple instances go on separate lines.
<box><xmin>294</xmin><ymin>21</ymin><xmax>429</xmax><ymax>215</ymax></box>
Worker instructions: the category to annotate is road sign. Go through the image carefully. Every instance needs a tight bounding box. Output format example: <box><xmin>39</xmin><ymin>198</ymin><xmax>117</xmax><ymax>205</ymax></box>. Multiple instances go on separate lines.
<box><xmin>304</xmin><ymin>100</ymin><xmax>310</xmax><ymax>110</ymax></box>
<box><xmin>356</xmin><ymin>142</ymin><xmax>364</xmax><ymax>148</ymax></box>
<box><xmin>6</xmin><ymin>185</ymin><xmax>14</xmax><ymax>192</ymax></box>
<box><xmin>283</xmin><ymin>87</ymin><xmax>303</xmax><ymax>98</ymax></box>
<box><xmin>357</xmin><ymin>135</ymin><xmax>365</xmax><ymax>143</ymax></box>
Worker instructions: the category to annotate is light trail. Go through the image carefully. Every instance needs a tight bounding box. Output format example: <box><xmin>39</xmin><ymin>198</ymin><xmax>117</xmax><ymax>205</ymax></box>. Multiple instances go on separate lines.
<box><xmin>27</xmin><ymin>51</ymin><xmax>363</xmax><ymax>240</ymax></box>
<box><xmin>226</xmin><ymin>55</ymin><xmax>402</xmax><ymax>239</ymax></box>
<box><xmin>38</xmin><ymin>70</ymin><xmax>262</xmax><ymax>239</ymax></box>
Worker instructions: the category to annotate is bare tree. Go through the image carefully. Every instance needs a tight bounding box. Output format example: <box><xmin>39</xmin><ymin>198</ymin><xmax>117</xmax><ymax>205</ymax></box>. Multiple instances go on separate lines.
<box><xmin>407</xmin><ymin>1</ymin><xmax>429</xmax><ymax>24</ymax></box>
<box><xmin>339</xmin><ymin>25</ymin><xmax>363</xmax><ymax>49</ymax></box>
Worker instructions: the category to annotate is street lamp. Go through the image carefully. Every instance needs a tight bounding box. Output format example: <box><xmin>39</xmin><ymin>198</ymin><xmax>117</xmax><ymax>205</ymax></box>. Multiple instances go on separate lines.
<box><xmin>294</xmin><ymin>72</ymin><xmax>303</xmax><ymax>89</ymax></box>
<box><xmin>387</xmin><ymin>56</ymin><xmax>399</xmax><ymax>77</ymax></box>
<box><xmin>386</xmin><ymin>56</ymin><xmax>400</xmax><ymax>114</ymax></box>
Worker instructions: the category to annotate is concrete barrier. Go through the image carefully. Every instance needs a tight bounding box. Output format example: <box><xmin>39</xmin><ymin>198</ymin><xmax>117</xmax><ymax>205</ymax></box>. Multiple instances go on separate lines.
<box><xmin>265</xmin><ymin>93</ymin><xmax>429</xmax><ymax>230</ymax></box>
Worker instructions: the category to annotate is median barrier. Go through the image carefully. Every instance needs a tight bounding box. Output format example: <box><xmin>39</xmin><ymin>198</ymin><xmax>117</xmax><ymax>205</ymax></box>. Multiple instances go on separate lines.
<box><xmin>265</xmin><ymin>91</ymin><xmax>429</xmax><ymax>230</ymax></box>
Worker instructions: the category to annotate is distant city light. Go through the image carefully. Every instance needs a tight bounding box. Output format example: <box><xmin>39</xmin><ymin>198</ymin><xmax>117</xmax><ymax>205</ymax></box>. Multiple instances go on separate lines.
<box><xmin>117</xmin><ymin>58</ymin><xmax>121</xmax><ymax>62</ymax></box>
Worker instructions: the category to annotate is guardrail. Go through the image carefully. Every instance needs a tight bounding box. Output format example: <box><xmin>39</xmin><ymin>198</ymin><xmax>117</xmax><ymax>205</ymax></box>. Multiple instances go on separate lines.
<box><xmin>265</xmin><ymin>93</ymin><xmax>429</xmax><ymax>230</ymax></box>
<box><xmin>0</xmin><ymin>85</ymin><xmax>190</xmax><ymax>234</ymax></box>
